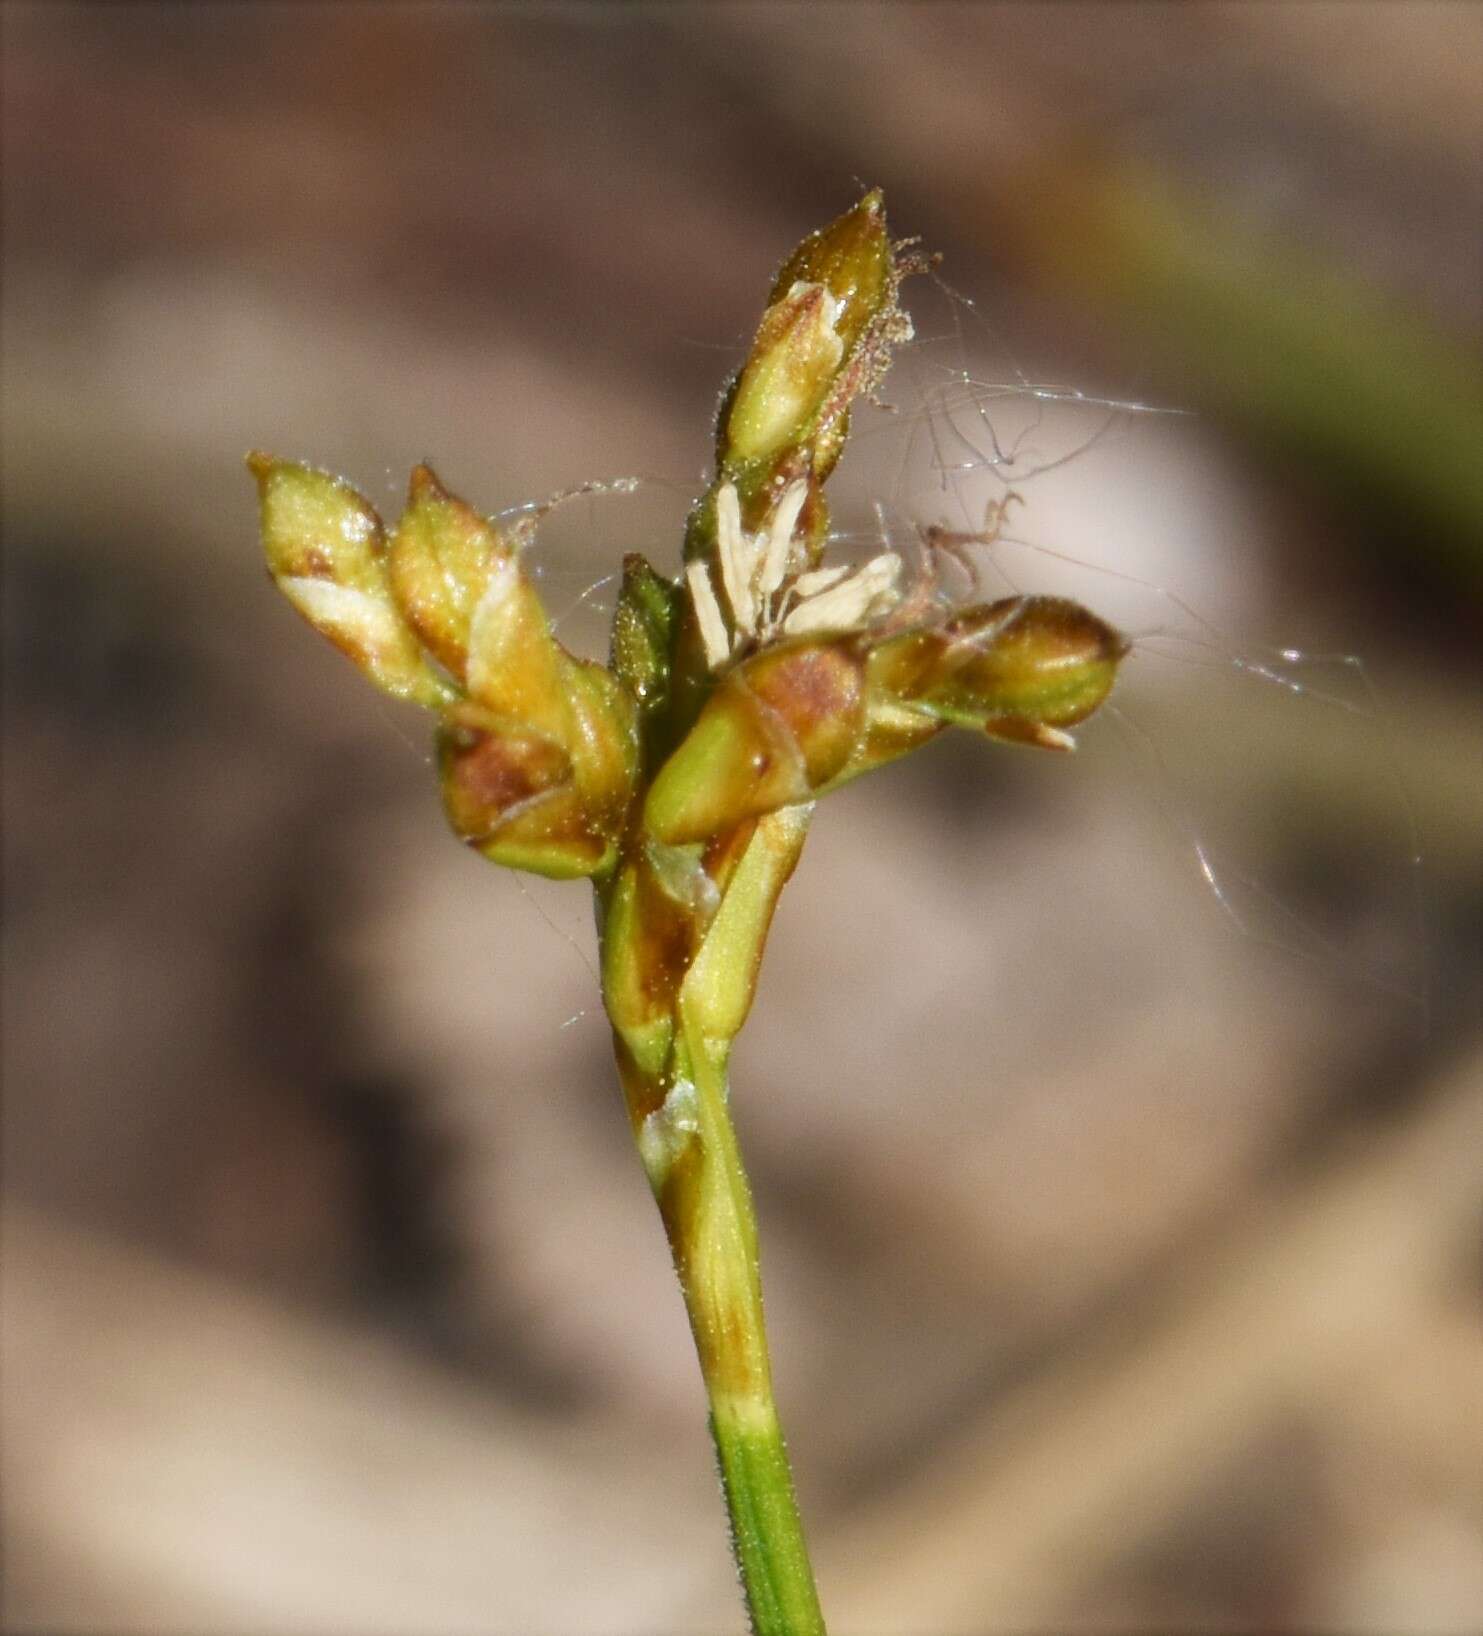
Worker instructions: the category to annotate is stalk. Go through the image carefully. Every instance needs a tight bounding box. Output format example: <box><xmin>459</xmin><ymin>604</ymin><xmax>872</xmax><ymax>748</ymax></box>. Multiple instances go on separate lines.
<box><xmin>602</xmin><ymin>798</ymin><xmax>824</xmax><ymax>1630</ymax></box>
<box><xmin>668</xmin><ymin>1019</ymin><xmax>823</xmax><ymax>1635</ymax></box>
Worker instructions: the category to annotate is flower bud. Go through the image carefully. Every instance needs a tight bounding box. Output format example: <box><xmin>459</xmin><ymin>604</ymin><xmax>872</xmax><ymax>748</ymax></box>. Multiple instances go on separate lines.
<box><xmin>249</xmin><ymin>453</ymin><xmax>453</xmax><ymax>708</ymax></box>
<box><xmin>723</xmin><ymin>281</ymin><xmax>846</xmax><ymax>467</ymax></box>
<box><xmin>765</xmin><ymin>188</ymin><xmax>893</xmax><ymax>362</ymax></box>
<box><xmin>388</xmin><ymin>464</ymin><xmax>511</xmax><ymax>683</ymax></box>
<box><xmin>644</xmin><ymin>639</ymin><xmax>865</xmax><ymax>846</ymax></box>
<box><xmin>440</xmin><ymin>740</ymin><xmax>603</xmax><ymax>878</ymax></box>
<box><xmin>439</xmin><ymin>672</ymin><xmax>633</xmax><ymax>880</ymax></box>
<box><xmin>462</xmin><ymin>552</ymin><xmax>571</xmax><ymax>743</ymax></box>
<box><xmin>718</xmin><ymin>191</ymin><xmax>898</xmax><ymax>478</ymax></box>
<box><xmin>872</xmin><ymin>595</ymin><xmax>1128</xmax><ymax>751</ymax></box>
<box><xmin>448</xmin><ymin>641</ymin><xmax>638</xmax><ymax>876</ymax></box>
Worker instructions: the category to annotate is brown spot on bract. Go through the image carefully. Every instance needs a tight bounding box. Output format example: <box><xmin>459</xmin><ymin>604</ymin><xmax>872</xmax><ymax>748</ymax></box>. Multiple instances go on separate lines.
<box><xmin>703</xmin><ymin>818</ymin><xmax>759</xmax><ymax>895</ymax></box>
<box><xmin>747</xmin><ymin>643</ymin><xmax>864</xmax><ymax>785</ymax></box>
<box><xmin>443</xmin><ymin>727</ymin><xmax>568</xmax><ymax>837</ymax></box>
<box><xmin>634</xmin><ymin>860</ymin><xmax>697</xmax><ymax>1005</ymax></box>
<box><xmin>751</xmin><ymin>645</ymin><xmax>862</xmax><ymax>731</ymax></box>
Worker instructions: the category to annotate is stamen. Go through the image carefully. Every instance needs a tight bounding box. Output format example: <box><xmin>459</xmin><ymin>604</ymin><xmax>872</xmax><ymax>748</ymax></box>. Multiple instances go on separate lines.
<box><xmin>790</xmin><ymin>564</ymin><xmax>852</xmax><ymax>598</ymax></box>
<box><xmin>714</xmin><ymin>484</ymin><xmax>759</xmax><ymax>635</ymax></box>
<box><xmin>686</xmin><ymin>559</ymin><xmax>732</xmax><ymax>670</ymax></box>
<box><xmin>780</xmin><ymin>552</ymin><xmax>902</xmax><ymax>637</ymax></box>
<box><xmin>756</xmin><ymin>479</ymin><xmax>809</xmax><ymax>599</ymax></box>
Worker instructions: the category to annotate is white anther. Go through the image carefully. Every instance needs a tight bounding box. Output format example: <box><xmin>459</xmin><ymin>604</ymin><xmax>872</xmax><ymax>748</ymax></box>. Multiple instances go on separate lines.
<box><xmin>789</xmin><ymin>564</ymin><xmax>852</xmax><ymax>598</ymax></box>
<box><xmin>714</xmin><ymin>483</ymin><xmax>759</xmax><ymax>633</ymax></box>
<box><xmin>756</xmin><ymin>479</ymin><xmax>809</xmax><ymax>599</ymax></box>
<box><xmin>685</xmin><ymin>560</ymin><xmax>732</xmax><ymax>670</ymax></box>
<box><xmin>780</xmin><ymin>552</ymin><xmax>902</xmax><ymax>637</ymax></box>
<box><xmin>692</xmin><ymin>478</ymin><xmax>898</xmax><ymax>667</ymax></box>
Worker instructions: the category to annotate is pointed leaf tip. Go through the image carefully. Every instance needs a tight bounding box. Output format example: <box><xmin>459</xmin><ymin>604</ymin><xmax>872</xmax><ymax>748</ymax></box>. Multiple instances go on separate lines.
<box><xmin>408</xmin><ymin>462</ymin><xmax>448</xmax><ymax>502</ymax></box>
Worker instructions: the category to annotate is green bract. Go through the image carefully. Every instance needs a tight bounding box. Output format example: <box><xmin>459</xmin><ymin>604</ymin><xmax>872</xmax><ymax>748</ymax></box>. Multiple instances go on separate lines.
<box><xmin>251</xmin><ymin>192</ymin><xmax>1128</xmax><ymax>1636</ymax></box>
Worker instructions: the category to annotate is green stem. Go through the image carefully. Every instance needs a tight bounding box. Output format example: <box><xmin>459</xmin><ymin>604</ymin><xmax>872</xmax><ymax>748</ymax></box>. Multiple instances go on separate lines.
<box><xmin>710</xmin><ymin>1400</ymin><xmax>822</xmax><ymax>1636</ymax></box>
<box><xmin>603</xmin><ymin>806</ymin><xmax>823</xmax><ymax>1630</ymax></box>
<box><xmin>660</xmin><ymin>1015</ymin><xmax>825</xmax><ymax>1635</ymax></box>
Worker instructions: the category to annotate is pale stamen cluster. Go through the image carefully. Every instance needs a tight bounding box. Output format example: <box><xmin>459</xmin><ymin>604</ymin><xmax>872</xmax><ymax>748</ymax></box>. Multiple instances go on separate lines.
<box><xmin>685</xmin><ymin>480</ymin><xmax>903</xmax><ymax>670</ymax></box>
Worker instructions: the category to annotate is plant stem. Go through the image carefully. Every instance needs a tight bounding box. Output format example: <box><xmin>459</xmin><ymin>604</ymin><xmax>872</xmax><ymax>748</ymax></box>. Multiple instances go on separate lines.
<box><xmin>710</xmin><ymin>1398</ymin><xmax>823</xmax><ymax>1636</ymax></box>
<box><xmin>658</xmin><ymin>1016</ymin><xmax>825</xmax><ymax>1636</ymax></box>
<box><xmin>600</xmin><ymin>802</ymin><xmax>823</xmax><ymax>1630</ymax></box>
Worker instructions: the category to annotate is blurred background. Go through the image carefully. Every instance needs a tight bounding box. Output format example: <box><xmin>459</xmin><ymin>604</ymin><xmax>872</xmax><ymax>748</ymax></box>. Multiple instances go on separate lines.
<box><xmin>3</xmin><ymin>4</ymin><xmax>1479</xmax><ymax>1632</ymax></box>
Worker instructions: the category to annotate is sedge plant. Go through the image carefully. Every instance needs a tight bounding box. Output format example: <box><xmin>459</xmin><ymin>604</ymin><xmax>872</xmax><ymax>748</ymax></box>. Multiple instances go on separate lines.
<box><xmin>250</xmin><ymin>192</ymin><xmax>1128</xmax><ymax>1634</ymax></box>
